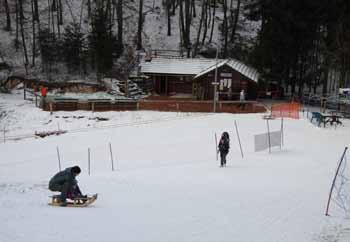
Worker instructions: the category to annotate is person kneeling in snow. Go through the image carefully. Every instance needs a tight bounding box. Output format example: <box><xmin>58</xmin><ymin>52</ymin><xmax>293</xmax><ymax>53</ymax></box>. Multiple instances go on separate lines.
<box><xmin>218</xmin><ymin>132</ymin><xmax>230</xmax><ymax>167</ymax></box>
<box><xmin>49</xmin><ymin>166</ymin><xmax>85</xmax><ymax>206</ymax></box>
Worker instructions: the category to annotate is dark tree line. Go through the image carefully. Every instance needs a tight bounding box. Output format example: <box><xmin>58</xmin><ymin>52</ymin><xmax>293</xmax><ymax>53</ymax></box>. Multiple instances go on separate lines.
<box><xmin>245</xmin><ymin>0</ymin><xmax>350</xmax><ymax>95</ymax></box>
<box><xmin>3</xmin><ymin>0</ymin><xmax>349</xmax><ymax>92</ymax></box>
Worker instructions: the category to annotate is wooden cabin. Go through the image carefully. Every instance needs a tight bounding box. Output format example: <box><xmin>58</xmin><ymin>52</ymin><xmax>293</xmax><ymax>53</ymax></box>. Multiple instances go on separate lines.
<box><xmin>140</xmin><ymin>57</ymin><xmax>259</xmax><ymax>100</ymax></box>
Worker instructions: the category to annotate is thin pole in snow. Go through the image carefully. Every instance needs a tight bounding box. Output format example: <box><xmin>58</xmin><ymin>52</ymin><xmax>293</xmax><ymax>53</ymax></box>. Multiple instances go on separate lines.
<box><xmin>88</xmin><ymin>148</ymin><xmax>91</xmax><ymax>176</ymax></box>
<box><xmin>56</xmin><ymin>146</ymin><xmax>61</xmax><ymax>171</ymax></box>
<box><xmin>281</xmin><ymin>117</ymin><xmax>284</xmax><ymax>147</ymax></box>
<box><xmin>215</xmin><ymin>133</ymin><xmax>218</xmax><ymax>161</ymax></box>
<box><xmin>234</xmin><ymin>120</ymin><xmax>244</xmax><ymax>158</ymax></box>
<box><xmin>325</xmin><ymin>147</ymin><xmax>348</xmax><ymax>216</ymax></box>
<box><xmin>3</xmin><ymin>127</ymin><xmax>6</xmax><ymax>143</ymax></box>
<box><xmin>266</xmin><ymin>119</ymin><xmax>271</xmax><ymax>154</ymax></box>
<box><xmin>109</xmin><ymin>142</ymin><xmax>115</xmax><ymax>171</ymax></box>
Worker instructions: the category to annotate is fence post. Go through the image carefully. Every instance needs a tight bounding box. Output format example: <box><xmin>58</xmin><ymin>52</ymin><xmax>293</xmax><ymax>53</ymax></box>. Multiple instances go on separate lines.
<box><xmin>49</xmin><ymin>102</ymin><xmax>53</xmax><ymax>115</ymax></box>
<box><xmin>109</xmin><ymin>143</ymin><xmax>115</xmax><ymax>171</ymax></box>
<box><xmin>92</xmin><ymin>103</ymin><xmax>95</xmax><ymax>112</ymax></box>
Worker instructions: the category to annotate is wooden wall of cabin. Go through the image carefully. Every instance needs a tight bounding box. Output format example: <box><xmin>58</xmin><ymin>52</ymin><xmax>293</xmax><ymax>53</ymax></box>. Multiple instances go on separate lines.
<box><xmin>152</xmin><ymin>75</ymin><xmax>194</xmax><ymax>95</ymax></box>
<box><xmin>196</xmin><ymin>66</ymin><xmax>258</xmax><ymax>100</ymax></box>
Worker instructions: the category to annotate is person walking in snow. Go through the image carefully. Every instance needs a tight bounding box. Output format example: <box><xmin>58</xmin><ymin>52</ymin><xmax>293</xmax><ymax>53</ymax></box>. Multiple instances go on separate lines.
<box><xmin>48</xmin><ymin>166</ymin><xmax>84</xmax><ymax>206</ymax></box>
<box><xmin>218</xmin><ymin>132</ymin><xmax>230</xmax><ymax>167</ymax></box>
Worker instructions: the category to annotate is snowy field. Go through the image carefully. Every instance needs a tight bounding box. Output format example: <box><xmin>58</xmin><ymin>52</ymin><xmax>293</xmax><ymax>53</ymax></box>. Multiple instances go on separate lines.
<box><xmin>1</xmin><ymin>91</ymin><xmax>350</xmax><ymax>242</ymax></box>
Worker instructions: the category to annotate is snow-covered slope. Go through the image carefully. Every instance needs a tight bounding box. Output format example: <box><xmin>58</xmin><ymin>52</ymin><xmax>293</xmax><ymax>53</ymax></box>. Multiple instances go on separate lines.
<box><xmin>1</xmin><ymin>92</ymin><xmax>350</xmax><ymax>242</ymax></box>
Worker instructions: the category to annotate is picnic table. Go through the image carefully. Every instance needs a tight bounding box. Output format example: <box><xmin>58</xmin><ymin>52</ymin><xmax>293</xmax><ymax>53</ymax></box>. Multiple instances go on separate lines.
<box><xmin>311</xmin><ymin>112</ymin><xmax>343</xmax><ymax>127</ymax></box>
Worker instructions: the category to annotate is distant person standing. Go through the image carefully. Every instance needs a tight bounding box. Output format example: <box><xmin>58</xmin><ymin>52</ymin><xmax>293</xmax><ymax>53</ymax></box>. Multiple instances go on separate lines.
<box><xmin>240</xmin><ymin>89</ymin><xmax>245</xmax><ymax>101</ymax></box>
<box><xmin>239</xmin><ymin>89</ymin><xmax>245</xmax><ymax>110</ymax></box>
<box><xmin>40</xmin><ymin>86</ymin><xmax>47</xmax><ymax>108</ymax></box>
<box><xmin>218</xmin><ymin>132</ymin><xmax>230</xmax><ymax>167</ymax></box>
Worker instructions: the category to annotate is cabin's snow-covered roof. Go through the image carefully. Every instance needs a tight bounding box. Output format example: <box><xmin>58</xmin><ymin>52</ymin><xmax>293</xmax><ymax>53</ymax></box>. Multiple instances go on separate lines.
<box><xmin>140</xmin><ymin>57</ymin><xmax>259</xmax><ymax>82</ymax></box>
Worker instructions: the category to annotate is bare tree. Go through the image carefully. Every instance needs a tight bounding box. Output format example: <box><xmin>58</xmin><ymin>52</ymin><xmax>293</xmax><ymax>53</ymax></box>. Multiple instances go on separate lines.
<box><xmin>201</xmin><ymin>0</ymin><xmax>209</xmax><ymax>45</ymax></box>
<box><xmin>193</xmin><ymin>0</ymin><xmax>205</xmax><ymax>57</ymax></box>
<box><xmin>31</xmin><ymin>0</ymin><xmax>36</xmax><ymax>66</ymax></box>
<box><xmin>15</xmin><ymin>0</ymin><xmax>19</xmax><ymax>51</ymax></box>
<box><xmin>18</xmin><ymin>0</ymin><xmax>29</xmax><ymax>70</ymax></box>
<box><xmin>167</xmin><ymin>0</ymin><xmax>171</xmax><ymax>36</ymax></box>
<box><xmin>209</xmin><ymin>0</ymin><xmax>216</xmax><ymax>43</ymax></box>
<box><xmin>4</xmin><ymin>0</ymin><xmax>11</xmax><ymax>31</ymax></box>
<box><xmin>33</xmin><ymin>0</ymin><xmax>40</xmax><ymax>23</ymax></box>
<box><xmin>222</xmin><ymin>0</ymin><xmax>228</xmax><ymax>57</ymax></box>
<box><xmin>184</xmin><ymin>0</ymin><xmax>191</xmax><ymax>56</ymax></box>
<box><xmin>117</xmin><ymin>0</ymin><xmax>123</xmax><ymax>47</ymax></box>
<box><xmin>230</xmin><ymin>0</ymin><xmax>241</xmax><ymax>43</ymax></box>
<box><xmin>137</xmin><ymin>0</ymin><xmax>143</xmax><ymax>50</ymax></box>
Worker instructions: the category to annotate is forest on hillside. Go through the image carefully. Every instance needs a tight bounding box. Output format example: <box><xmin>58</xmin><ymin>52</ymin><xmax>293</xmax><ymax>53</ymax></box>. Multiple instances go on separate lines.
<box><xmin>0</xmin><ymin>0</ymin><xmax>350</xmax><ymax>95</ymax></box>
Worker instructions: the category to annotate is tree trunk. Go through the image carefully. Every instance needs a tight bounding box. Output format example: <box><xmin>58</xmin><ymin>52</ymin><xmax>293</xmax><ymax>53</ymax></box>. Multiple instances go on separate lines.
<box><xmin>167</xmin><ymin>0</ymin><xmax>171</xmax><ymax>36</ymax></box>
<box><xmin>31</xmin><ymin>0</ymin><xmax>36</xmax><ymax>66</ymax></box>
<box><xmin>209</xmin><ymin>0</ymin><xmax>216</xmax><ymax>43</ymax></box>
<box><xmin>184</xmin><ymin>0</ymin><xmax>191</xmax><ymax>57</ymax></box>
<box><xmin>33</xmin><ymin>0</ymin><xmax>40</xmax><ymax>22</ymax></box>
<box><xmin>4</xmin><ymin>0</ymin><xmax>12</xmax><ymax>31</ymax></box>
<box><xmin>58</xmin><ymin>0</ymin><xmax>63</xmax><ymax>25</ymax></box>
<box><xmin>222</xmin><ymin>0</ymin><xmax>228</xmax><ymax>58</ymax></box>
<box><xmin>18</xmin><ymin>0</ymin><xmax>29</xmax><ymax>70</ymax></box>
<box><xmin>230</xmin><ymin>0</ymin><xmax>240</xmax><ymax>43</ymax></box>
<box><xmin>56</xmin><ymin>0</ymin><xmax>61</xmax><ymax>37</ymax></box>
<box><xmin>179</xmin><ymin>0</ymin><xmax>185</xmax><ymax>49</ymax></box>
<box><xmin>15</xmin><ymin>0</ymin><xmax>19</xmax><ymax>51</ymax></box>
<box><xmin>193</xmin><ymin>0</ymin><xmax>205</xmax><ymax>57</ymax></box>
<box><xmin>87</xmin><ymin>0</ymin><xmax>91</xmax><ymax>18</ymax></box>
<box><xmin>117</xmin><ymin>0</ymin><xmax>123</xmax><ymax>53</ymax></box>
<box><xmin>191</xmin><ymin>0</ymin><xmax>196</xmax><ymax>18</ymax></box>
<box><xmin>201</xmin><ymin>0</ymin><xmax>209</xmax><ymax>45</ymax></box>
<box><xmin>137</xmin><ymin>0</ymin><xmax>144</xmax><ymax>50</ymax></box>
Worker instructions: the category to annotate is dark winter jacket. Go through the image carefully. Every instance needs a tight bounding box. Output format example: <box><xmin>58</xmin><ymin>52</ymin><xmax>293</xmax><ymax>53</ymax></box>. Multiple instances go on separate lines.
<box><xmin>218</xmin><ymin>135</ymin><xmax>230</xmax><ymax>154</ymax></box>
<box><xmin>49</xmin><ymin>167</ymin><xmax>77</xmax><ymax>187</ymax></box>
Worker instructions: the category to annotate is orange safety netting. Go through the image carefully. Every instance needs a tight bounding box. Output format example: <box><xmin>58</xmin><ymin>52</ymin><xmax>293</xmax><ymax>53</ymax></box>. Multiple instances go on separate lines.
<box><xmin>271</xmin><ymin>102</ymin><xmax>300</xmax><ymax>119</ymax></box>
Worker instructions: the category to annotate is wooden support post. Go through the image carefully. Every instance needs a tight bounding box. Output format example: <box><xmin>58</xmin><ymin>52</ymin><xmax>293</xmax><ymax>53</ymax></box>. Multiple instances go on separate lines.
<box><xmin>49</xmin><ymin>102</ymin><xmax>53</xmax><ymax>115</ymax></box>
<box><xmin>92</xmin><ymin>102</ymin><xmax>95</xmax><ymax>112</ymax></box>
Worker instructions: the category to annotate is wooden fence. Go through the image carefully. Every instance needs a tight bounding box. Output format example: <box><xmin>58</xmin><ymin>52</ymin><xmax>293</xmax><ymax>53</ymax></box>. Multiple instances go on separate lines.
<box><xmin>42</xmin><ymin>98</ymin><xmax>267</xmax><ymax>113</ymax></box>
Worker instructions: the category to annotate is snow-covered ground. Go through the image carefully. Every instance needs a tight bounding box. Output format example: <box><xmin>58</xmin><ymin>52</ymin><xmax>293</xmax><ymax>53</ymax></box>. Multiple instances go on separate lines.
<box><xmin>1</xmin><ymin>91</ymin><xmax>350</xmax><ymax>242</ymax></box>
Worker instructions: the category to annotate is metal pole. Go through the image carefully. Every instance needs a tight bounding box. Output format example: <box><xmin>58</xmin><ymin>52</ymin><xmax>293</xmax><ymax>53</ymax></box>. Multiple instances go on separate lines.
<box><xmin>325</xmin><ymin>147</ymin><xmax>348</xmax><ymax>216</ymax></box>
<box><xmin>56</xmin><ymin>146</ymin><xmax>61</xmax><ymax>171</ymax></box>
<box><xmin>213</xmin><ymin>47</ymin><xmax>219</xmax><ymax>112</ymax></box>
<box><xmin>215</xmin><ymin>133</ymin><xmax>218</xmax><ymax>161</ymax></box>
<box><xmin>266</xmin><ymin>119</ymin><xmax>271</xmax><ymax>153</ymax></box>
<box><xmin>281</xmin><ymin>117</ymin><xmax>284</xmax><ymax>146</ymax></box>
<box><xmin>88</xmin><ymin>148</ymin><xmax>91</xmax><ymax>176</ymax></box>
<box><xmin>234</xmin><ymin>120</ymin><xmax>244</xmax><ymax>158</ymax></box>
<box><xmin>109</xmin><ymin>143</ymin><xmax>115</xmax><ymax>171</ymax></box>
